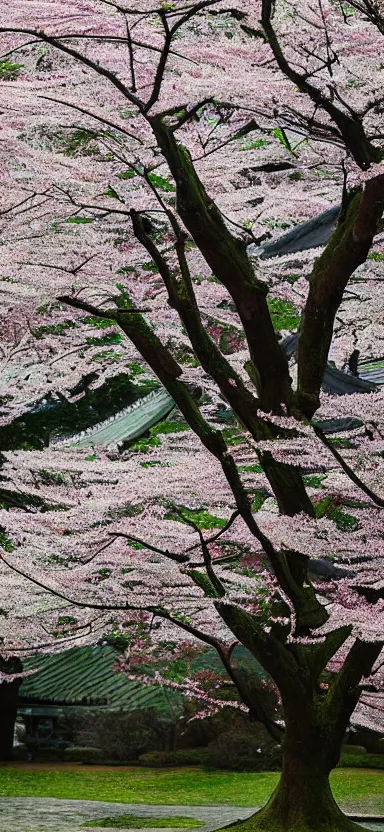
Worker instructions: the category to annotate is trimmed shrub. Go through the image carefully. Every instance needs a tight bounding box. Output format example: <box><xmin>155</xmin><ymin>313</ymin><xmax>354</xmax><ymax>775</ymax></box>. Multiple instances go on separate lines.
<box><xmin>208</xmin><ymin>731</ymin><xmax>282</xmax><ymax>771</ymax></box>
<box><xmin>341</xmin><ymin>744</ymin><xmax>367</xmax><ymax>755</ymax></box>
<box><xmin>337</xmin><ymin>752</ymin><xmax>384</xmax><ymax>769</ymax></box>
<box><xmin>64</xmin><ymin>746</ymin><xmax>103</xmax><ymax>763</ymax></box>
<box><xmin>139</xmin><ymin>748</ymin><xmax>210</xmax><ymax>767</ymax></box>
<box><xmin>138</xmin><ymin>751</ymin><xmax>176</xmax><ymax>768</ymax></box>
<box><xmin>73</xmin><ymin>709</ymin><xmax>179</xmax><ymax>762</ymax></box>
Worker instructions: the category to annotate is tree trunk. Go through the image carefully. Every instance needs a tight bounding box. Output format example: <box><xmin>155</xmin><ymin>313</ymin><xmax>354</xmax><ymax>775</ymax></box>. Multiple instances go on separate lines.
<box><xmin>248</xmin><ymin>761</ymin><xmax>359</xmax><ymax>832</ymax></box>
<box><xmin>0</xmin><ymin>702</ymin><xmax>19</xmax><ymax>761</ymax></box>
<box><xmin>0</xmin><ymin>658</ymin><xmax>23</xmax><ymax>761</ymax></box>
<box><xmin>227</xmin><ymin>706</ymin><xmax>361</xmax><ymax>832</ymax></box>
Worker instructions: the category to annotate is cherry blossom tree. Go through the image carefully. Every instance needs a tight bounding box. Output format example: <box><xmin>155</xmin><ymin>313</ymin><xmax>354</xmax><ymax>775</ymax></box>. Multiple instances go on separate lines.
<box><xmin>0</xmin><ymin>1</ymin><xmax>384</xmax><ymax>828</ymax></box>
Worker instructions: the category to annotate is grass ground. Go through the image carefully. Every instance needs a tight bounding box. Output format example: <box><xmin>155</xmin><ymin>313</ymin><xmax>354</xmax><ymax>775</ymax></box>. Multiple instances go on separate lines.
<box><xmin>82</xmin><ymin>816</ymin><xmax>204</xmax><ymax>828</ymax></box>
<box><xmin>0</xmin><ymin>764</ymin><xmax>383</xmax><ymax>813</ymax></box>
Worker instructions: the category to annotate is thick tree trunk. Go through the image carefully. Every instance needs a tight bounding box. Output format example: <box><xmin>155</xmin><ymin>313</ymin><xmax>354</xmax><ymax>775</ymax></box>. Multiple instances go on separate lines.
<box><xmin>248</xmin><ymin>761</ymin><xmax>360</xmax><ymax>832</ymax></box>
<box><xmin>226</xmin><ymin>704</ymin><xmax>361</xmax><ymax>832</ymax></box>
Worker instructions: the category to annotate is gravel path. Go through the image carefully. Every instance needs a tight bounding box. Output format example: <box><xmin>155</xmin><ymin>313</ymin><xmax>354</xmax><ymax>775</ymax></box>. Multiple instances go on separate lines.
<box><xmin>0</xmin><ymin>798</ymin><xmax>382</xmax><ymax>832</ymax></box>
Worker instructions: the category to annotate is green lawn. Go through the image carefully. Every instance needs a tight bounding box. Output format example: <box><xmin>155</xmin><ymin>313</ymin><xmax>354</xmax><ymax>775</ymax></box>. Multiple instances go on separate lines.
<box><xmin>82</xmin><ymin>816</ymin><xmax>204</xmax><ymax>828</ymax></box>
<box><xmin>0</xmin><ymin>765</ymin><xmax>383</xmax><ymax>813</ymax></box>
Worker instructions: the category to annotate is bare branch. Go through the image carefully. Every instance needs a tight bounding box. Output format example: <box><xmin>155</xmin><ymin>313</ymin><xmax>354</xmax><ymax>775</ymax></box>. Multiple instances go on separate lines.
<box><xmin>107</xmin><ymin>531</ymin><xmax>190</xmax><ymax>564</ymax></box>
<box><xmin>311</xmin><ymin>423</ymin><xmax>384</xmax><ymax>507</ymax></box>
<box><xmin>260</xmin><ymin>0</ymin><xmax>382</xmax><ymax>168</ymax></box>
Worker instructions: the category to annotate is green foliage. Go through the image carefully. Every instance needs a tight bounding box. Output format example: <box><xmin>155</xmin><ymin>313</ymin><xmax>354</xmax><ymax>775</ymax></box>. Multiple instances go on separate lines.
<box><xmin>126</xmin><ymin>362</ymin><xmax>146</xmax><ymax>375</ymax></box>
<box><xmin>271</xmin><ymin>128</ymin><xmax>307</xmax><ymax>153</ymax></box>
<box><xmin>81</xmin><ymin>317</ymin><xmax>115</xmax><ymax>329</ymax></box>
<box><xmin>0</xmin><ymin>527</ymin><xmax>14</xmax><ymax>552</ymax></box>
<box><xmin>240</xmin><ymin>138</ymin><xmax>270</xmax><ymax>150</ymax></box>
<box><xmin>208</xmin><ymin>731</ymin><xmax>282</xmax><ymax>772</ymax></box>
<box><xmin>86</xmin><ymin>332</ymin><xmax>122</xmax><ymax>347</ymax></box>
<box><xmin>337</xmin><ymin>753</ymin><xmax>384</xmax><ymax>770</ymax></box>
<box><xmin>64</xmin><ymin>747</ymin><xmax>103</xmax><ymax>763</ymax></box>
<box><xmin>187</xmin><ymin>570</ymin><xmax>219</xmax><ymax>597</ymax></box>
<box><xmin>128</xmin><ymin>435</ymin><xmax>161</xmax><ymax>452</ymax></box>
<box><xmin>339</xmin><ymin>2</ymin><xmax>356</xmax><ymax>15</ymax></box>
<box><xmin>328</xmin><ymin>436</ymin><xmax>353</xmax><ymax>447</ymax></box>
<box><xmin>82</xmin><ymin>815</ymin><xmax>203</xmax><ymax>829</ymax></box>
<box><xmin>330</xmin><ymin>507</ymin><xmax>360</xmax><ymax>532</ymax></box>
<box><xmin>0</xmin><ymin>59</ymin><xmax>23</xmax><ymax>79</ymax></box>
<box><xmin>267</xmin><ymin>297</ymin><xmax>300</xmax><ymax>330</ymax></box>
<box><xmin>115</xmin><ymin>283</ymin><xmax>136</xmax><ymax>309</ymax></box>
<box><xmin>90</xmin><ymin>349</ymin><xmax>122</xmax><ymax>363</ymax></box>
<box><xmin>165</xmin><ymin>507</ymin><xmax>227</xmax><ymax>529</ymax></box>
<box><xmin>251</xmin><ymin>490</ymin><xmax>269</xmax><ymax>512</ymax></box>
<box><xmin>222</xmin><ymin>427</ymin><xmax>243</xmax><ymax>445</ymax></box>
<box><xmin>264</xmin><ymin>219</ymin><xmax>292</xmax><ymax>230</ymax></box>
<box><xmin>313</xmin><ymin>496</ymin><xmax>360</xmax><ymax>531</ymax></box>
<box><xmin>37</xmin><ymin>301</ymin><xmax>64</xmax><ymax>314</ymax></box>
<box><xmin>368</xmin><ymin>252</ymin><xmax>384</xmax><ymax>261</ymax></box>
<box><xmin>271</xmin><ymin>128</ymin><xmax>291</xmax><ymax>150</ymax></box>
<box><xmin>65</xmin><ymin>217</ymin><xmax>95</xmax><ymax>224</ymax></box>
<box><xmin>61</xmin><ymin>129</ymin><xmax>99</xmax><ymax>157</ymax></box>
<box><xmin>141</xmin><ymin>261</ymin><xmax>159</xmax><ymax>273</ymax></box>
<box><xmin>303</xmin><ymin>474</ymin><xmax>326</xmax><ymax>489</ymax></box>
<box><xmin>315</xmin><ymin>168</ymin><xmax>335</xmax><ymax>178</ymax></box>
<box><xmin>103</xmin><ymin>185</ymin><xmax>124</xmax><ymax>202</ymax></box>
<box><xmin>238</xmin><ymin>464</ymin><xmax>263</xmax><ymax>473</ymax></box>
<box><xmin>107</xmin><ymin>503</ymin><xmax>144</xmax><ymax>521</ymax></box>
<box><xmin>174</xmin><ymin>345</ymin><xmax>200</xmax><ymax>367</ymax></box>
<box><xmin>37</xmin><ymin>469</ymin><xmax>67</xmax><ymax>486</ymax></box>
<box><xmin>147</xmin><ymin>173</ymin><xmax>175</xmax><ymax>192</ymax></box>
<box><xmin>57</xmin><ymin>615</ymin><xmax>78</xmax><ymax>626</ymax></box>
<box><xmin>127</xmin><ymin>420</ymin><xmax>188</xmax><ymax>452</ymax></box>
<box><xmin>31</xmin><ymin>320</ymin><xmax>77</xmax><ymax>339</ymax></box>
<box><xmin>117</xmin><ymin>169</ymin><xmax>137</xmax><ymax>179</ymax></box>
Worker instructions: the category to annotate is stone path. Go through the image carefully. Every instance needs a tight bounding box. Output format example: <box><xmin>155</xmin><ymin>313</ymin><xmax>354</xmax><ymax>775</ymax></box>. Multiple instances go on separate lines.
<box><xmin>0</xmin><ymin>799</ymin><xmax>382</xmax><ymax>832</ymax></box>
<box><xmin>0</xmin><ymin>799</ymin><xmax>255</xmax><ymax>832</ymax></box>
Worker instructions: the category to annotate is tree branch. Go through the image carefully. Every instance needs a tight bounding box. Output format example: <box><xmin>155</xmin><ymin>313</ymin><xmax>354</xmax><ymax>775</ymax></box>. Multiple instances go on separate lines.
<box><xmin>296</xmin><ymin>174</ymin><xmax>384</xmax><ymax>418</ymax></box>
<box><xmin>260</xmin><ymin>0</ymin><xmax>382</xmax><ymax>168</ymax></box>
<box><xmin>107</xmin><ymin>531</ymin><xmax>190</xmax><ymax>564</ymax></box>
<box><xmin>0</xmin><ymin>28</ymin><xmax>144</xmax><ymax>110</ymax></box>
<box><xmin>312</xmin><ymin>423</ymin><xmax>384</xmax><ymax>507</ymax></box>
<box><xmin>149</xmin><ymin>115</ymin><xmax>293</xmax><ymax>415</ymax></box>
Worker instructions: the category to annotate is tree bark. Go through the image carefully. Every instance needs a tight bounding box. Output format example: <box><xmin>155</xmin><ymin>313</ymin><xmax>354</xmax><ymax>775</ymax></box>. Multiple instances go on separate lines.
<box><xmin>250</xmin><ymin>763</ymin><xmax>359</xmax><ymax>832</ymax></box>
<box><xmin>229</xmin><ymin>705</ymin><xmax>361</xmax><ymax>832</ymax></box>
<box><xmin>0</xmin><ymin>658</ymin><xmax>22</xmax><ymax>761</ymax></box>
<box><xmin>0</xmin><ymin>699</ymin><xmax>19</xmax><ymax>761</ymax></box>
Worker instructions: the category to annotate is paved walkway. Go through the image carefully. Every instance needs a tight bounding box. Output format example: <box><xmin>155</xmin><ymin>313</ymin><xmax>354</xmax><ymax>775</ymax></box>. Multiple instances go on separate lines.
<box><xmin>0</xmin><ymin>799</ymin><xmax>382</xmax><ymax>832</ymax></box>
<box><xmin>0</xmin><ymin>799</ymin><xmax>255</xmax><ymax>832</ymax></box>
